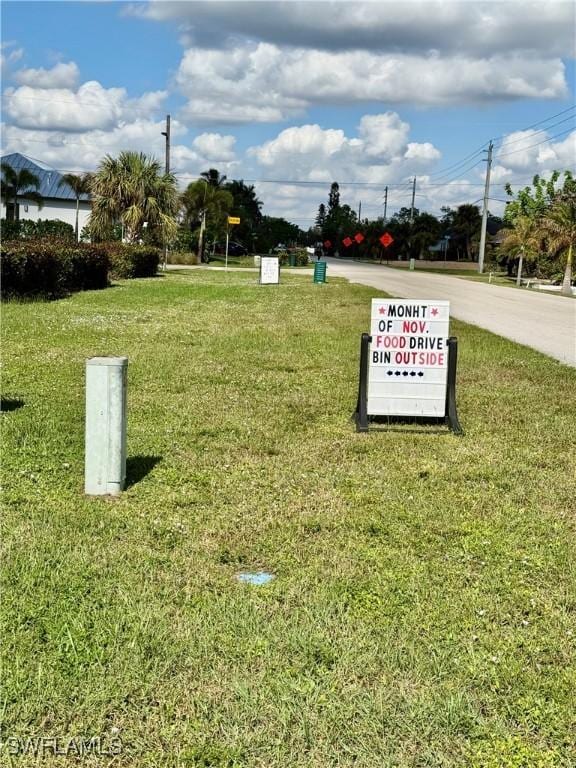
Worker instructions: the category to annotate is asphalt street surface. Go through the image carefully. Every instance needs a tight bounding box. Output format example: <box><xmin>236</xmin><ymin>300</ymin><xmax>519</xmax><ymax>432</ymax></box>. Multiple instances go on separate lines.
<box><xmin>325</xmin><ymin>259</ymin><xmax>576</xmax><ymax>366</ymax></box>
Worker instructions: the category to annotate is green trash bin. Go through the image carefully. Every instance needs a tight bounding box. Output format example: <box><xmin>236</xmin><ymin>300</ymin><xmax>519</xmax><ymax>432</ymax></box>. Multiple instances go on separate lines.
<box><xmin>313</xmin><ymin>261</ymin><xmax>327</xmax><ymax>284</ymax></box>
<box><xmin>289</xmin><ymin>253</ymin><xmax>297</xmax><ymax>267</ymax></box>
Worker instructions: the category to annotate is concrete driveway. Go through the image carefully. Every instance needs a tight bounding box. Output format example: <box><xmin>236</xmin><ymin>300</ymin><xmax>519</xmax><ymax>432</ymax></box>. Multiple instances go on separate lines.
<box><xmin>326</xmin><ymin>259</ymin><xmax>576</xmax><ymax>366</ymax></box>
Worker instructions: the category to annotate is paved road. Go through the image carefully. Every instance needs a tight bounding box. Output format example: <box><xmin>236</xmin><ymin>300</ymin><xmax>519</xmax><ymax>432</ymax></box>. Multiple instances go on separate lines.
<box><xmin>326</xmin><ymin>259</ymin><xmax>576</xmax><ymax>366</ymax></box>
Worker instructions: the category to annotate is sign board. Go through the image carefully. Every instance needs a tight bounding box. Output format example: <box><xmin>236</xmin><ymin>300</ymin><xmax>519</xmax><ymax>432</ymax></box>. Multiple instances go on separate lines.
<box><xmin>343</xmin><ymin>236</ymin><xmax>353</xmax><ymax>247</ymax></box>
<box><xmin>354</xmin><ymin>233</ymin><xmax>365</xmax><ymax>244</ymax></box>
<box><xmin>260</xmin><ymin>256</ymin><xmax>280</xmax><ymax>285</ymax></box>
<box><xmin>368</xmin><ymin>299</ymin><xmax>450</xmax><ymax>417</ymax></box>
<box><xmin>228</xmin><ymin>216</ymin><xmax>241</xmax><ymax>225</ymax></box>
<box><xmin>379</xmin><ymin>232</ymin><xmax>394</xmax><ymax>248</ymax></box>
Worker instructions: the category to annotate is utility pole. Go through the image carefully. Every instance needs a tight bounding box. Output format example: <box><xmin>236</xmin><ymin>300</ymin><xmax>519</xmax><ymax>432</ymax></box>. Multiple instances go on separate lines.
<box><xmin>478</xmin><ymin>141</ymin><xmax>493</xmax><ymax>274</ymax></box>
<box><xmin>358</xmin><ymin>200</ymin><xmax>362</xmax><ymax>222</ymax></box>
<box><xmin>160</xmin><ymin>114</ymin><xmax>171</xmax><ymax>271</ymax></box>
<box><xmin>409</xmin><ymin>177</ymin><xmax>416</xmax><ymax>225</ymax></box>
<box><xmin>161</xmin><ymin>114</ymin><xmax>171</xmax><ymax>174</ymax></box>
<box><xmin>383</xmin><ymin>186</ymin><xmax>388</xmax><ymax>224</ymax></box>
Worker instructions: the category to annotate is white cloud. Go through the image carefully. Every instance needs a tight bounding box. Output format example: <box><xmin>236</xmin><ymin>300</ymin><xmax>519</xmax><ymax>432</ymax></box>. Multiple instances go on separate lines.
<box><xmin>244</xmin><ymin>112</ymin><xmax>447</xmax><ymax>221</ymax></box>
<box><xmin>496</xmin><ymin>128</ymin><xmax>576</xmax><ymax>170</ymax></box>
<box><xmin>15</xmin><ymin>61</ymin><xmax>80</xmax><ymax>89</ymax></box>
<box><xmin>3</xmin><ymin>80</ymin><xmax>168</xmax><ymax>132</ymax></box>
<box><xmin>248</xmin><ymin>113</ymin><xmax>440</xmax><ymax>181</ymax></box>
<box><xmin>0</xmin><ymin>42</ymin><xmax>24</xmax><ymax>74</ymax></box>
<box><xmin>1</xmin><ymin>117</ymin><xmax>238</xmax><ymax>186</ymax></box>
<box><xmin>175</xmin><ymin>44</ymin><xmax>306</xmax><ymax>124</ymax></box>
<box><xmin>192</xmin><ymin>133</ymin><xmax>236</xmax><ymax>162</ymax></box>
<box><xmin>404</xmin><ymin>143</ymin><xmax>442</xmax><ymax>162</ymax></box>
<box><xmin>175</xmin><ymin>41</ymin><xmax>568</xmax><ymax>123</ymax></box>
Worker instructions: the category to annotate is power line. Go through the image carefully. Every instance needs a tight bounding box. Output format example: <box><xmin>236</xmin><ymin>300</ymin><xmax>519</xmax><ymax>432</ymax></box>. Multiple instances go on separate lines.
<box><xmin>490</xmin><ymin>104</ymin><xmax>576</xmax><ymax>145</ymax></box>
<box><xmin>496</xmin><ymin>127</ymin><xmax>574</xmax><ymax>158</ymax></box>
<box><xmin>492</xmin><ymin>113</ymin><xmax>575</xmax><ymax>148</ymax></box>
<box><xmin>425</xmin><ymin>146</ymin><xmax>487</xmax><ymax>178</ymax></box>
<box><xmin>424</xmin><ymin>158</ymin><xmax>485</xmax><ymax>187</ymax></box>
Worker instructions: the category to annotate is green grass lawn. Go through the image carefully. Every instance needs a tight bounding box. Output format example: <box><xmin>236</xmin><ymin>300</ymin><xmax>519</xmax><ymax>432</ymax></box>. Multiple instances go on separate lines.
<box><xmin>2</xmin><ymin>270</ymin><xmax>575</xmax><ymax>767</ymax></box>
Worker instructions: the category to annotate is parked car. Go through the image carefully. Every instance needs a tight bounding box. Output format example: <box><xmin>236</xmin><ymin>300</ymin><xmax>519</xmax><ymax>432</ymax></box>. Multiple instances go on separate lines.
<box><xmin>211</xmin><ymin>241</ymin><xmax>248</xmax><ymax>257</ymax></box>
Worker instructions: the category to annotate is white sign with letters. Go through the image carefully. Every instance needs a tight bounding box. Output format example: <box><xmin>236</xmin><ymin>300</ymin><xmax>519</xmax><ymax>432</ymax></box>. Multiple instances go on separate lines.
<box><xmin>260</xmin><ymin>256</ymin><xmax>280</xmax><ymax>285</ymax></box>
<box><xmin>368</xmin><ymin>298</ymin><xmax>450</xmax><ymax>417</ymax></box>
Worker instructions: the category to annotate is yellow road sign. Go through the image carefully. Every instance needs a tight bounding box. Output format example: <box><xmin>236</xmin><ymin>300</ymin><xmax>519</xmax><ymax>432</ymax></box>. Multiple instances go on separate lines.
<box><xmin>228</xmin><ymin>216</ymin><xmax>241</xmax><ymax>225</ymax></box>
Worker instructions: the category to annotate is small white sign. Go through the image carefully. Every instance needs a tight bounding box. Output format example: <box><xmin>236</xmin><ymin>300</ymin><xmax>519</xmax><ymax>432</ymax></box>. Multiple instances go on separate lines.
<box><xmin>260</xmin><ymin>256</ymin><xmax>280</xmax><ymax>285</ymax></box>
<box><xmin>368</xmin><ymin>298</ymin><xmax>450</xmax><ymax>417</ymax></box>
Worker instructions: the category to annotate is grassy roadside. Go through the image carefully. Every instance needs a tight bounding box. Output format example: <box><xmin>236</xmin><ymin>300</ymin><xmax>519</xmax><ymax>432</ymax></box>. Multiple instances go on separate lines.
<box><xmin>208</xmin><ymin>255</ymin><xmax>311</xmax><ymax>269</ymax></box>
<box><xmin>363</xmin><ymin>262</ymin><xmax>514</xmax><ymax>287</ymax></box>
<box><xmin>2</xmin><ymin>270</ymin><xmax>575</xmax><ymax>767</ymax></box>
<box><xmin>353</xmin><ymin>261</ymin><xmax>576</xmax><ymax>295</ymax></box>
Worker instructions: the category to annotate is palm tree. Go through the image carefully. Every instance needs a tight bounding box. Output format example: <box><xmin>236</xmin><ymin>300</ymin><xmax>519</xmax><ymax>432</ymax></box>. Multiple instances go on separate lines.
<box><xmin>58</xmin><ymin>172</ymin><xmax>92</xmax><ymax>241</ymax></box>
<box><xmin>181</xmin><ymin>179</ymin><xmax>233</xmax><ymax>261</ymax></box>
<box><xmin>1</xmin><ymin>162</ymin><xmax>44</xmax><ymax>221</ymax></box>
<box><xmin>225</xmin><ymin>179</ymin><xmax>263</xmax><ymax>250</ymax></box>
<box><xmin>200</xmin><ymin>168</ymin><xmax>227</xmax><ymax>188</ymax></box>
<box><xmin>541</xmin><ymin>198</ymin><xmax>576</xmax><ymax>296</ymax></box>
<box><xmin>501</xmin><ymin>216</ymin><xmax>540</xmax><ymax>287</ymax></box>
<box><xmin>89</xmin><ymin>151</ymin><xmax>178</xmax><ymax>244</ymax></box>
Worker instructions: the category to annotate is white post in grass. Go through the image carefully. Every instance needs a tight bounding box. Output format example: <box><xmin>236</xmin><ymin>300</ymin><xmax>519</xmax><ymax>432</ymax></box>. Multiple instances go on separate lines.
<box><xmin>85</xmin><ymin>357</ymin><xmax>128</xmax><ymax>496</ymax></box>
<box><xmin>225</xmin><ymin>226</ymin><xmax>229</xmax><ymax>271</ymax></box>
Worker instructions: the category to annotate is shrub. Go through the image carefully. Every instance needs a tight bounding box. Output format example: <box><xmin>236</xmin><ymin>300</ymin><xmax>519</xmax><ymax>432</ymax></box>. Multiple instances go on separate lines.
<box><xmin>167</xmin><ymin>251</ymin><xmax>200</xmax><ymax>265</ymax></box>
<box><xmin>1</xmin><ymin>218</ymin><xmax>75</xmax><ymax>241</ymax></box>
<box><xmin>1</xmin><ymin>239</ymin><xmax>109</xmax><ymax>299</ymax></box>
<box><xmin>101</xmin><ymin>244</ymin><xmax>161</xmax><ymax>279</ymax></box>
<box><xmin>277</xmin><ymin>248</ymin><xmax>309</xmax><ymax>266</ymax></box>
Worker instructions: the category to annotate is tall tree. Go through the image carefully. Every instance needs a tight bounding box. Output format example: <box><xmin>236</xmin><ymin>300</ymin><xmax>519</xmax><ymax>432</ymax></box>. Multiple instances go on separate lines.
<box><xmin>315</xmin><ymin>203</ymin><xmax>326</xmax><ymax>231</ymax></box>
<box><xmin>445</xmin><ymin>204</ymin><xmax>482</xmax><ymax>260</ymax></box>
<box><xmin>254</xmin><ymin>216</ymin><xmax>302</xmax><ymax>253</ymax></box>
<box><xmin>58</xmin><ymin>172</ymin><xmax>92</xmax><ymax>241</ymax></box>
<box><xmin>181</xmin><ymin>179</ymin><xmax>233</xmax><ymax>259</ymax></box>
<box><xmin>1</xmin><ymin>163</ymin><xmax>44</xmax><ymax>221</ymax></box>
<box><xmin>504</xmin><ymin>171</ymin><xmax>575</xmax><ymax>224</ymax></box>
<box><xmin>225</xmin><ymin>179</ymin><xmax>263</xmax><ymax>250</ymax></box>
<box><xmin>328</xmin><ymin>182</ymin><xmax>340</xmax><ymax>213</ymax></box>
<box><xmin>200</xmin><ymin>168</ymin><xmax>227</xmax><ymax>188</ymax></box>
<box><xmin>541</xmin><ymin>197</ymin><xmax>576</xmax><ymax>296</ymax></box>
<box><xmin>89</xmin><ymin>151</ymin><xmax>178</xmax><ymax>244</ymax></box>
<box><xmin>411</xmin><ymin>212</ymin><xmax>442</xmax><ymax>259</ymax></box>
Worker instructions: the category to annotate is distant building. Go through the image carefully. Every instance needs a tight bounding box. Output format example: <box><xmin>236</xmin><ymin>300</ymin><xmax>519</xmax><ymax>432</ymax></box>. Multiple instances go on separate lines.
<box><xmin>1</xmin><ymin>152</ymin><xmax>91</xmax><ymax>231</ymax></box>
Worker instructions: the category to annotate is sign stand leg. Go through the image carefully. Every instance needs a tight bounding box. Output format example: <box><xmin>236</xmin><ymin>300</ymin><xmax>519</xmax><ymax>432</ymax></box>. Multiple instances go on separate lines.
<box><xmin>354</xmin><ymin>333</ymin><xmax>371</xmax><ymax>432</ymax></box>
<box><xmin>445</xmin><ymin>337</ymin><xmax>463</xmax><ymax>435</ymax></box>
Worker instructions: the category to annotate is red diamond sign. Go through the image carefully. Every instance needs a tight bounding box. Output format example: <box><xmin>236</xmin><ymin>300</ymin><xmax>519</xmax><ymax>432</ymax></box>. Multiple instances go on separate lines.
<box><xmin>379</xmin><ymin>232</ymin><xmax>394</xmax><ymax>248</ymax></box>
<box><xmin>342</xmin><ymin>236</ymin><xmax>353</xmax><ymax>247</ymax></box>
<box><xmin>354</xmin><ymin>233</ymin><xmax>365</xmax><ymax>244</ymax></box>
<box><xmin>323</xmin><ymin>240</ymin><xmax>332</xmax><ymax>248</ymax></box>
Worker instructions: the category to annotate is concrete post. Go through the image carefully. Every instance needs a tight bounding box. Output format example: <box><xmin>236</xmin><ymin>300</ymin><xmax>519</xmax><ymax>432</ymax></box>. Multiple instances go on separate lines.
<box><xmin>85</xmin><ymin>357</ymin><xmax>128</xmax><ymax>496</ymax></box>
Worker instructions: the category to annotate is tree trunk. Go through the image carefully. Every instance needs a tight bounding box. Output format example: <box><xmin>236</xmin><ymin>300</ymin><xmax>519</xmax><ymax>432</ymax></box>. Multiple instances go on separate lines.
<box><xmin>516</xmin><ymin>248</ymin><xmax>524</xmax><ymax>287</ymax></box>
<box><xmin>198</xmin><ymin>210</ymin><xmax>206</xmax><ymax>262</ymax></box>
<box><xmin>75</xmin><ymin>196</ymin><xmax>80</xmax><ymax>242</ymax></box>
<box><xmin>561</xmin><ymin>242</ymin><xmax>573</xmax><ymax>297</ymax></box>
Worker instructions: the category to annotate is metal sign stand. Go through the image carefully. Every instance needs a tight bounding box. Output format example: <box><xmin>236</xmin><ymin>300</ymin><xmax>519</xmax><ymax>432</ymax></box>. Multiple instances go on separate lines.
<box><xmin>354</xmin><ymin>334</ymin><xmax>462</xmax><ymax>434</ymax></box>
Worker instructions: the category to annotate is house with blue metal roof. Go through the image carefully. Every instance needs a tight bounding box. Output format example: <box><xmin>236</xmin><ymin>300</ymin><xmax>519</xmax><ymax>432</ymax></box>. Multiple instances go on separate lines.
<box><xmin>1</xmin><ymin>152</ymin><xmax>91</xmax><ymax>234</ymax></box>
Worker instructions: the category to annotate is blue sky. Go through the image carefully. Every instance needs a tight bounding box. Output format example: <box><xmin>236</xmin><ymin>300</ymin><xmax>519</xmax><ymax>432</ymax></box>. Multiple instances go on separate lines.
<box><xmin>2</xmin><ymin>1</ymin><xmax>575</xmax><ymax>225</ymax></box>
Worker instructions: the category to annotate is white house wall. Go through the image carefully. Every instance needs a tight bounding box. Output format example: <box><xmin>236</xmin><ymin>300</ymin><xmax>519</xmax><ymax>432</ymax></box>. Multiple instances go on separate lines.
<box><xmin>1</xmin><ymin>199</ymin><xmax>91</xmax><ymax>231</ymax></box>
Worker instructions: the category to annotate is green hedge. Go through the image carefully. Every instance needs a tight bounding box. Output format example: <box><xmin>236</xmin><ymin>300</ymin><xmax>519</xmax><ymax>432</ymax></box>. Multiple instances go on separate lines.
<box><xmin>1</xmin><ymin>239</ymin><xmax>109</xmax><ymax>299</ymax></box>
<box><xmin>100</xmin><ymin>244</ymin><xmax>161</xmax><ymax>279</ymax></box>
<box><xmin>1</xmin><ymin>218</ymin><xmax>75</xmax><ymax>241</ymax></box>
